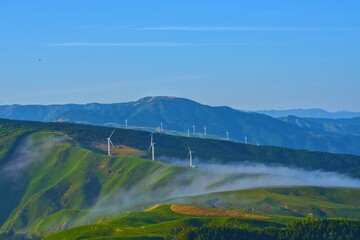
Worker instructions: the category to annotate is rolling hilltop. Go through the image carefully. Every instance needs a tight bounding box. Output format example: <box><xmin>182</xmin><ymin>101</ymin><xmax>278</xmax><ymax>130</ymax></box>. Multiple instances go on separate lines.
<box><xmin>0</xmin><ymin>119</ymin><xmax>359</xmax><ymax>239</ymax></box>
<box><xmin>2</xmin><ymin>97</ymin><xmax>360</xmax><ymax>156</ymax></box>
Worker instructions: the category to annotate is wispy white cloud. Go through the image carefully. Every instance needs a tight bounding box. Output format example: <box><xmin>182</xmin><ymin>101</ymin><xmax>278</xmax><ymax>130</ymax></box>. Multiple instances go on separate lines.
<box><xmin>23</xmin><ymin>81</ymin><xmax>145</xmax><ymax>97</ymax></box>
<box><xmin>136</xmin><ymin>26</ymin><xmax>360</xmax><ymax>31</ymax></box>
<box><xmin>44</xmin><ymin>42</ymin><xmax>240</xmax><ymax>47</ymax></box>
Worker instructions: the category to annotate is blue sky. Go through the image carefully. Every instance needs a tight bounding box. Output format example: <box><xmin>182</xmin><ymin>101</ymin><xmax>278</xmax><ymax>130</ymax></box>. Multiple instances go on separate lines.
<box><xmin>1</xmin><ymin>1</ymin><xmax>360</xmax><ymax>111</ymax></box>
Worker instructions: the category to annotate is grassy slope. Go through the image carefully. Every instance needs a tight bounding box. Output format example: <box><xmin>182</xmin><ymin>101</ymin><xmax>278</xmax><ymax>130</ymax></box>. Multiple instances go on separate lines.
<box><xmin>43</xmin><ymin>204</ymin><xmax>289</xmax><ymax>240</ymax></box>
<box><xmin>0</xmin><ymin>124</ymin><xmax>33</xmax><ymax>226</ymax></box>
<box><xmin>0</xmin><ymin>131</ymin><xmax>190</xmax><ymax>238</ymax></box>
<box><xmin>0</xmin><ymin>123</ymin><xmax>30</xmax><ymax>164</ymax></box>
<box><xmin>167</xmin><ymin>187</ymin><xmax>360</xmax><ymax>219</ymax></box>
<box><xmin>44</xmin><ymin>186</ymin><xmax>360</xmax><ymax>240</ymax></box>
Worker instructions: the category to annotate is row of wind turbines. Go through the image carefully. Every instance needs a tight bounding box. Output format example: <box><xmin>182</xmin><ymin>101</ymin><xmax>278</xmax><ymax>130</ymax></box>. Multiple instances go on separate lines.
<box><xmin>187</xmin><ymin>125</ymin><xmax>256</xmax><ymax>145</ymax></box>
<box><xmin>106</xmin><ymin>130</ymin><xmax>196</xmax><ymax>168</ymax></box>
<box><xmin>122</xmin><ymin>119</ymin><xmax>257</xmax><ymax>146</ymax></box>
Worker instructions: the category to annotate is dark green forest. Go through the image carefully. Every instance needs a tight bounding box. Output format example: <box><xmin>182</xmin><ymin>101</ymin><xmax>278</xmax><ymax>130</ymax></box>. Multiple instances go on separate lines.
<box><xmin>176</xmin><ymin>219</ymin><xmax>360</xmax><ymax>240</ymax></box>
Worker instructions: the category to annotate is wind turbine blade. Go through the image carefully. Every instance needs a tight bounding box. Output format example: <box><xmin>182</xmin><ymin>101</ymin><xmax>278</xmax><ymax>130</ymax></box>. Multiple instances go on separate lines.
<box><xmin>110</xmin><ymin>139</ymin><xmax>115</xmax><ymax>148</ymax></box>
<box><xmin>109</xmin><ymin>129</ymin><xmax>116</xmax><ymax>139</ymax></box>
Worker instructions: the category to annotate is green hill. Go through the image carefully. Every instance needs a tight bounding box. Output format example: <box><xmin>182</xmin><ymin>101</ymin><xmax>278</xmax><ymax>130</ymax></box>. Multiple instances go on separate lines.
<box><xmin>0</xmin><ymin>131</ymin><xmax>190</xmax><ymax>238</ymax></box>
<box><xmin>0</xmin><ymin>118</ymin><xmax>359</xmax><ymax>239</ymax></box>
<box><xmin>43</xmin><ymin>204</ymin><xmax>360</xmax><ymax>240</ymax></box>
<box><xmin>42</xmin><ymin>204</ymin><xmax>285</xmax><ymax>240</ymax></box>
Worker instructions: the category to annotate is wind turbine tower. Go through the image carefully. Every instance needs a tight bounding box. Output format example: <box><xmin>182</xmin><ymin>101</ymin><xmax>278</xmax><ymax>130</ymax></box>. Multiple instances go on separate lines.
<box><xmin>187</xmin><ymin>129</ymin><xmax>190</xmax><ymax>137</ymax></box>
<box><xmin>107</xmin><ymin>129</ymin><xmax>116</xmax><ymax>156</ymax></box>
<box><xmin>160</xmin><ymin>122</ymin><xmax>163</xmax><ymax>132</ymax></box>
<box><xmin>125</xmin><ymin>120</ymin><xmax>128</xmax><ymax>128</ymax></box>
<box><xmin>226</xmin><ymin>131</ymin><xmax>229</xmax><ymax>141</ymax></box>
<box><xmin>244</xmin><ymin>136</ymin><xmax>248</xmax><ymax>144</ymax></box>
<box><xmin>149</xmin><ymin>133</ymin><xmax>155</xmax><ymax>161</ymax></box>
<box><xmin>187</xmin><ymin>146</ymin><xmax>195</xmax><ymax>168</ymax></box>
<box><xmin>204</xmin><ymin>126</ymin><xmax>207</xmax><ymax>135</ymax></box>
<box><xmin>193</xmin><ymin>125</ymin><xmax>196</xmax><ymax>134</ymax></box>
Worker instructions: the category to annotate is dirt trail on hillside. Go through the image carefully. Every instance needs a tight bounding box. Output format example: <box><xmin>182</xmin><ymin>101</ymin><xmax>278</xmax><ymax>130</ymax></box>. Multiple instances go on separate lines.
<box><xmin>171</xmin><ymin>204</ymin><xmax>270</xmax><ymax>219</ymax></box>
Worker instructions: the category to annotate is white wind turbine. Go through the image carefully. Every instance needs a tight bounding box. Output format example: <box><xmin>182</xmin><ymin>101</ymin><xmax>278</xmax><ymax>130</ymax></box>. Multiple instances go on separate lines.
<box><xmin>187</xmin><ymin>146</ymin><xmax>196</xmax><ymax>168</ymax></box>
<box><xmin>149</xmin><ymin>133</ymin><xmax>155</xmax><ymax>161</ymax></box>
<box><xmin>107</xmin><ymin>129</ymin><xmax>116</xmax><ymax>156</ymax></box>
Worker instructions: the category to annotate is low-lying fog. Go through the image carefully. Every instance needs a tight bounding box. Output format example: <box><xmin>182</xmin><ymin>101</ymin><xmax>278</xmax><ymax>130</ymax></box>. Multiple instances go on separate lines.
<box><xmin>84</xmin><ymin>159</ymin><xmax>360</xmax><ymax>224</ymax></box>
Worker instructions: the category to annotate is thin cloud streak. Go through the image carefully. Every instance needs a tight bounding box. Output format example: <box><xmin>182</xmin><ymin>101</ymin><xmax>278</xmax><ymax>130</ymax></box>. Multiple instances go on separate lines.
<box><xmin>44</xmin><ymin>42</ymin><xmax>241</xmax><ymax>47</ymax></box>
<box><xmin>136</xmin><ymin>26</ymin><xmax>360</xmax><ymax>31</ymax></box>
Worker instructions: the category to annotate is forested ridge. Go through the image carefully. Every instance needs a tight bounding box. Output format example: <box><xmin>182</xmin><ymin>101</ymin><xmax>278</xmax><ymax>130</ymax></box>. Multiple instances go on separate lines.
<box><xmin>1</xmin><ymin>118</ymin><xmax>360</xmax><ymax>177</ymax></box>
<box><xmin>176</xmin><ymin>219</ymin><xmax>360</xmax><ymax>240</ymax></box>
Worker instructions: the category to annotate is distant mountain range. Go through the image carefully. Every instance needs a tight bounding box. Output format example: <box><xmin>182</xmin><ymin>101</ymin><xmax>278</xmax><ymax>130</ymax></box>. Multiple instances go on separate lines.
<box><xmin>1</xmin><ymin>96</ymin><xmax>360</xmax><ymax>155</ymax></box>
<box><xmin>258</xmin><ymin>108</ymin><xmax>360</xmax><ymax>119</ymax></box>
<box><xmin>281</xmin><ymin>116</ymin><xmax>360</xmax><ymax>136</ymax></box>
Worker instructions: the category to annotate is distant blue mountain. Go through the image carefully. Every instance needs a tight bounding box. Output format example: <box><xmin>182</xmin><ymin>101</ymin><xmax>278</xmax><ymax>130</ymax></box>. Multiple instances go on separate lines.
<box><xmin>257</xmin><ymin>109</ymin><xmax>360</xmax><ymax>119</ymax></box>
<box><xmin>2</xmin><ymin>96</ymin><xmax>360</xmax><ymax>155</ymax></box>
<box><xmin>281</xmin><ymin>115</ymin><xmax>360</xmax><ymax>136</ymax></box>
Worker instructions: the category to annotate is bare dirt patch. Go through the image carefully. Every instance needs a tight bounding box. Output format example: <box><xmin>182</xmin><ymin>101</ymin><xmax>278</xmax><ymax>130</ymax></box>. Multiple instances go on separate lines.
<box><xmin>171</xmin><ymin>204</ymin><xmax>270</xmax><ymax>219</ymax></box>
<box><xmin>92</xmin><ymin>143</ymin><xmax>144</xmax><ymax>156</ymax></box>
<box><xmin>145</xmin><ymin>205</ymin><xmax>161</xmax><ymax>212</ymax></box>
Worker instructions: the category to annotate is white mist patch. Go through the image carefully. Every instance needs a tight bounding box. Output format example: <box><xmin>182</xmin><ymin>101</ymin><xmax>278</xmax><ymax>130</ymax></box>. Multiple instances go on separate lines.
<box><xmin>161</xmin><ymin>157</ymin><xmax>360</xmax><ymax>190</ymax></box>
<box><xmin>80</xmin><ymin>161</ymin><xmax>360</xmax><ymax>224</ymax></box>
<box><xmin>79</xmin><ymin>168</ymin><xmax>174</xmax><ymax>224</ymax></box>
<box><xmin>0</xmin><ymin>134</ymin><xmax>69</xmax><ymax>182</ymax></box>
<box><xmin>191</xmin><ymin>163</ymin><xmax>360</xmax><ymax>193</ymax></box>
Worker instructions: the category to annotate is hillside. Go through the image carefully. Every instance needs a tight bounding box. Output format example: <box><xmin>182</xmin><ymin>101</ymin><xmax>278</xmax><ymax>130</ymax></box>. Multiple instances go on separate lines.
<box><xmin>42</xmin><ymin>204</ymin><xmax>284</xmax><ymax>240</ymax></box>
<box><xmin>2</xmin><ymin>97</ymin><xmax>360</xmax><ymax>156</ymax></box>
<box><xmin>1</xmin><ymin>118</ymin><xmax>360</xmax><ymax>177</ymax></box>
<box><xmin>282</xmin><ymin>115</ymin><xmax>360</xmax><ymax>136</ymax></box>
<box><xmin>167</xmin><ymin>187</ymin><xmax>360</xmax><ymax>219</ymax></box>
<box><xmin>0</xmin><ymin>119</ymin><xmax>359</xmax><ymax>239</ymax></box>
<box><xmin>43</xmin><ymin>204</ymin><xmax>360</xmax><ymax>240</ymax></box>
<box><xmin>0</xmin><ymin>131</ymin><xmax>194</xmax><ymax>239</ymax></box>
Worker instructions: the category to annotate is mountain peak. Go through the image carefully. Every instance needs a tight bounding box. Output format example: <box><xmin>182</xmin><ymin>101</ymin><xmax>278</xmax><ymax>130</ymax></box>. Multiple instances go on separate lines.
<box><xmin>138</xmin><ymin>96</ymin><xmax>178</xmax><ymax>101</ymax></box>
<box><xmin>132</xmin><ymin>96</ymin><xmax>178</xmax><ymax>106</ymax></box>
